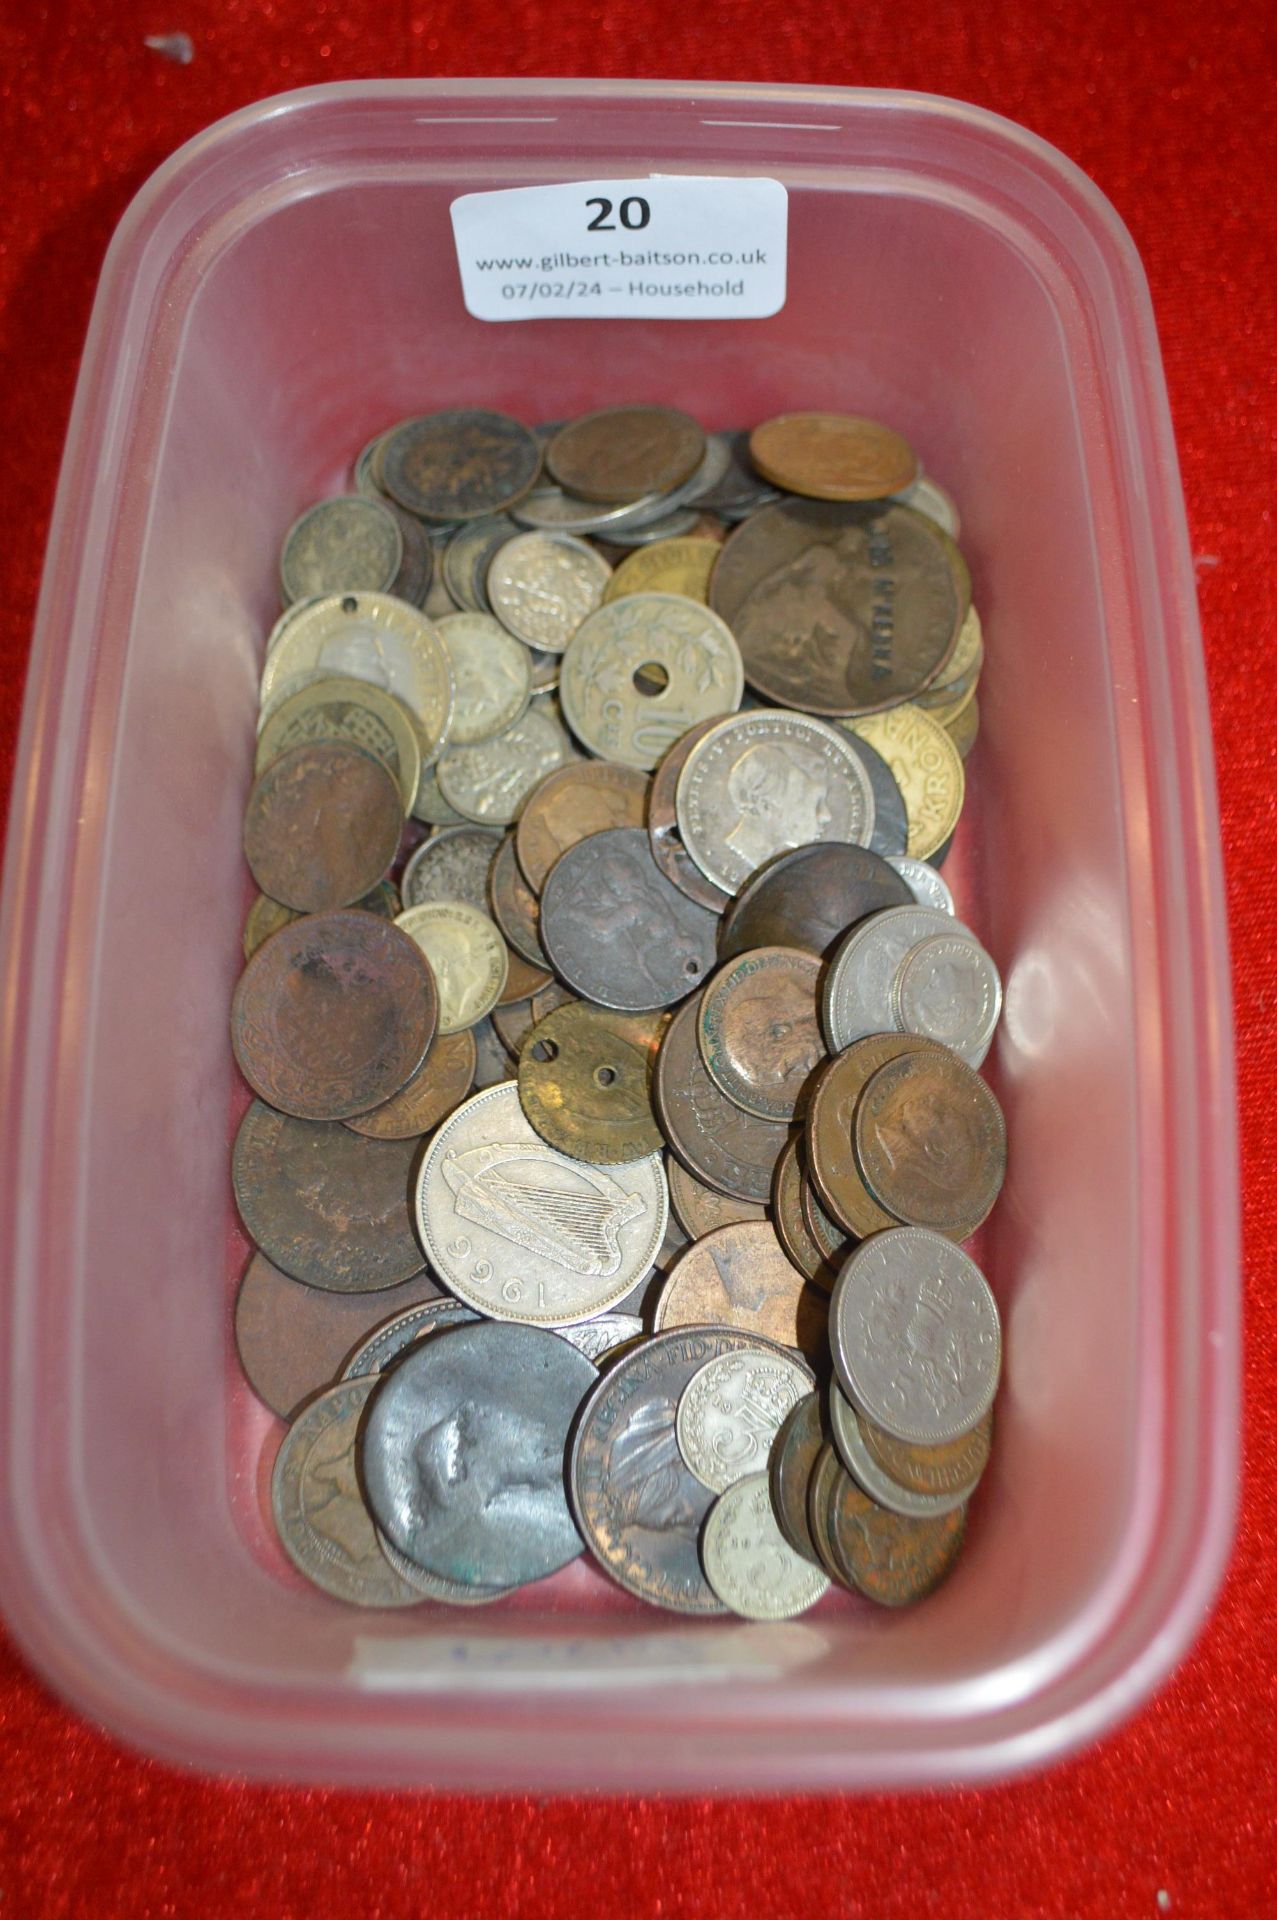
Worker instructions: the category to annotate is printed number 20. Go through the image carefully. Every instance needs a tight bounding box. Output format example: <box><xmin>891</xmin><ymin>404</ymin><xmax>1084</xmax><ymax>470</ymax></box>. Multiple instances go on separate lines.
<box><xmin>585</xmin><ymin>196</ymin><xmax>651</xmax><ymax>232</ymax></box>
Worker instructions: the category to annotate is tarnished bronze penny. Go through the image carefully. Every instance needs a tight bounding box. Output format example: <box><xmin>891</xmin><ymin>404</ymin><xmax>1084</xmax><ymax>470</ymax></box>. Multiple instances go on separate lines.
<box><xmin>547</xmin><ymin>406</ymin><xmax>706</xmax><ymax>505</ymax></box>
<box><xmin>853</xmin><ymin>1048</ymin><xmax>1006</xmax><ymax>1235</ymax></box>
<box><xmin>860</xmin><ymin>1406</ymin><xmax>992</xmax><ymax>1501</ymax></box>
<box><xmin>806</xmin><ymin>1443</ymin><xmax>855</xmax><ymax>1588</ymax></box>
<box><xmin>243</xmin><ymin>741</ymin><xmax>403</xmax><ymax>912</ymax></box>
<box><xmin>651</xmin><ymin>1222</ymin><xmax>828</xmax><ymax>1365</ymax></box>
<box><xmin>805</xmin><ymin>1034</ymin><xmax>949</xmax><ymax>1241</ymax></box>
<box><xmin>647</xmin><ymin>718</ymin><xmax>733</xmax><ymax>912</ymax></box>
<box><xmin>498</xmin><ymin>947</ymin><xmax>554</xmax><ymax>1003</ymax></box>
<box><xmin>749</xmin><ymin>413</ymin><xmax>919</xmax><ymax>501</ymax></box>
<box><xmin>232</xmin><ymin>1100</ymin><xmax>426</xmax><ymax>1291</ymax></box>
<box><xmin>515</xmin><ymin>762</ymin><xmax>650</xmax><ymax>893</ymax></box>
<box><xmin>771</xmin><ymin>1138</ymin><xmax>842</xmax><ymax>1291</ymax></box>
<box><xmin>718</xmin><ymin>842</ymin><xmax>914</xmax><ymax>963</ymax></box>
<box><xmin>666</xmin><ymin>1157</ymin><xmax>766</xmax><ymax>1238</ymax></box>
<box><xmin>769</xmin><ymin>1392</ymin><xmax>828</xmax><ymax>1567</ymax></box>
<box><xmin>343</xmin><ymin>1026</ymin><xmax>477</xmax><ymax>1141</ymax></box>
<box><xmin>820</xmin><ymin>1465</ymin><xmax>967</xmax><ymax>1607</ymax></box>
<box><xmin>231</xmin><ymin>909</ymin><xmax>437</xmax><ymax>1120</ymax></box>
<box><xmin>241</xmin><ymin>879</ymin><xmax>399</xmax><ymax>962</ymax></box>
<box><xmin>488</xmin><ymin>832</ymin><xmax>551</xmax><ymax>967</ymax></box>
<box><xmin>540</xmin><ymin>826</ymin><xmax>719</xmax><ymax>1012</ymax></box>
<box><xmin>518</xmin><ymin>1002</ymin><xmax>666</xmax><ymax>1164</ymax></box>
<box><xmin>381</xmin><ymin>409</ymin><xmax>542</xmax><ymax>521</ymax></box>
<box><xmin>235</xmin><ymin>1252</ymin><xmax>443</xmax><ymax>1420</ymax></box>
<box><xmin>654</xmin><ymin>997</ymin><xmax>788</xmax><ymax>1204</ymax></box>
<box><xmin>255</xmin><ymin>675</ymin><xmax>421</xmax><ymax>813</ymax></box>
<box><xmin>697</xmin><ymin>946</ymin><xmax>826</xmax><ymax>1123</ymax></box>
<box><xmin>801</xmin><ymin>1170</ymin><xmax>848</xmax><ymax>1267</ymax></box>
<box><xmin>710</xmin><ymin>500</ymin><xmax>965</xmax><ymax>717</ymax></box>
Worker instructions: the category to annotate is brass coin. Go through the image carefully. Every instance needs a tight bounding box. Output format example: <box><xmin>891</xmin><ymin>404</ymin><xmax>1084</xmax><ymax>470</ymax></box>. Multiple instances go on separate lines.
<box><xmin>255</xmin><ymin>674</ymin><xmax>421</xmax><ymax>812</ymax></box>
<box><xmin>394</xmin><ymin>901</ymin><xmax>508</xmax><ymax>1033</ymax></box>
<box><xmin>654</xmin><ymin>997</ymin><xmax>789</xmax><ymax>1204</ymax></box>
<box><xmin>651</xmin><ymin>1221</ymin><xmax>829</xmax><ymax>1365</ymax></box>
<box><xmin>518</xmin><ymin>1002</ymin><xmax>666</xmax><ymax>1164</ymax></box>
<box><xmin>860</xmin><ymin>1406</ymin><xmax>992</xmax><ymax>1502</ymax></box>
<box><xmin>516</xmin><ymin>761</ymin><xmax>650</xmax><ymax>893</ymax></box>
<box><xmin>488</xmin><ymin>833</ymin><xmax>551</xmax><ymax>967</ymax></box>
<box><xmin>805</xmin><ymin>1442</ymin><xmax>855</xmax><ymax>1588</ymax></box>
<box><xmin>231</xmin><ymin>909</ymin><xmax>437</xmax><ymax>1120</ymax></box>
<box><xmin>749</xmin><ymin>413</ymin><xmax>919</xmax><ymax>501</ymax></box>
<box><xmin>771</xmin><ymin>1138</ymin><xmax>842</xmax><ymax>1291</ymax></box>
<box><xmin>243</xmin><ymin>741</ymin><xmax>403</xmax><ymax>912</ymax></box>
<box><xmin>666</xmin><ymin>1157</ymin><xmax>766</xmax><ymax>1238</ymax></box>
<box><xmin>602</xmin><ymin>537</ymin><xmax>720</xmax><ymax>604</ymax></box>
<box><xmin>718</xmin><ymin>842</ymin><xmax>914</xmax><ymax>963</ymax></box>
<box><xmin>343</xmin><ymin>1027</ymin><xmax>477</xmax><ymax>1141</ymax></box>
<box><xmin>805</xmin><ymin>1033</ymin><xmax>948</xmax><ymax>1240</ymax></box>
<box><xmin>769</xmin><ymin>1392</ymin><xmax>828</xmax><ymax>1567</ymax></box>
<box><xmin>853</xmin><ymin>1048</ymin><xmax>1006</xmax><ymax>1235</ymax></box>
<box><xmin>498</xmin><ymin>947</ymin><xmax>554</xmax><ymax>1003</ymax></box>
<box><xmin>547</xmin><ymin>406</ymin><xmax>706</xmax><ymax>504</ymax></box>
<box><xmin>946</xmin><ymin>693</ymin><xmax>980</xmax><ymax>760</ymax></box>
<box><xmin>697</xmin><ymin>946</ymin><xmax>826</xmax><ymax>1123</ymax></box>
<box><xmin>923</xmin><ymin>602</ymin><xmax>983</xmax><ymax>699</ymax></box>
<box><xmin>843</xmin><ymin>703</ymin><xmax>965</xmax><ymax>860</ymax></box>
<box><xmin>279</xmin><ymin>494</ymin><xmax>404</xmax><ymax>604</ymax></box>
<box><xmin>915</xmin><ymin>671</ymin><xmax>978</xmax><ymax>728</ymax></box>
<box><xmin>381</xmin><ymin>409</ymin><xmax>542</xmax><ymax>521</ymax></box>
<box><xmin>710</xmin><ymin>500</ymin><xmax>965</xmax><ymax>717</ymax></box>
<box><xmin>647</xmin><ymin>718</ymin><xmax>733</xmax><ymax>913</ymax></box>
<box><xmin>241</xmin><ymin>880</ymin><xmax>399</xmax><ymax>962</ymax></box>
<box><xmin>232</xmin><ymin>1100</ymin><xmax>426</xmax><ymax>1291</ymax></box>
<box><xmin>820</xmin><ymin>1464</ymin><xmax>967</xmax><ymax>1607</ymax></box>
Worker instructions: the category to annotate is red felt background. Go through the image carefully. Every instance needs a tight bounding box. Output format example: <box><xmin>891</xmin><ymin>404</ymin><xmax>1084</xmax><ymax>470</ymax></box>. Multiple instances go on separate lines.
<box><xmin>1</xmin><ymin>2</ymin><xmax>1274</xmax><ymax>1914</ymax></box>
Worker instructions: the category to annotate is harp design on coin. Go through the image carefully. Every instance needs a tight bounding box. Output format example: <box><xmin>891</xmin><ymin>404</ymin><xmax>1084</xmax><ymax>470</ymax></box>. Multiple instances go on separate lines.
<box><xmin>442</xmin><ymin>1143</ymin><xmax>644</xmax><ymax>1276</ymax></box>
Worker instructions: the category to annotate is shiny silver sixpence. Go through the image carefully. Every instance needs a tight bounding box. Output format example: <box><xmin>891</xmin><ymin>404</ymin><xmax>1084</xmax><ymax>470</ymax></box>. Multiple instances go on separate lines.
<box><xmin>435</xmin><ymin>702</ymin><xmax>575</xmax><ymax>826</ymax></box>
<box><xmin>885</xmin><ymin>854</ymin><xmax>955</xmax><ymax>915</ymax></box>
<box><xmin>891</xmin><ymin>929</ymin><xmax>1002</xmax><ymax>1067</ymax></box>
<box><xmin>676</xmin><ymin>710</ymin><xmax>876</xmax><ymax>894</ymax></box>
<box><xmin>394</xmin><ymin>902</ymin><xmax>508</xmax><ymax>1033</ymax></box>
<box><xmin>675</xmin><ymin>1349</ymin><xmax>814</xmax><ymax>1493</ymax></box>
<box><xmin>829</xmin><ymin>1380</ymin><xmax>974</xmax><ymax>1519</ymax></box>
<box><xmin>830</xmin><ymin>1227</ymin><xmax>1002</xmax><ymax>1445</ymax></box>
<box><xmin>486</xmin><ymin>531</ymin><xmax>612</xmax><ymax>652</ymax></box>
<box><xmin>435</xmin><ymin>612</ymin><xmax>532</xmax><ymax>744</ymax></box>
<box><xmin>559</xmin><ymin>593</ymin><xmax>744</xmax><ymax>771</ymax></box>
<box><xmin>821</xmin><ymin>903</ymin><xmax>961</xmax><ymax>1052</ymax></box>
<box><xmin>702</xmin><ymin>1472</ymin><xmax>830</xmax><ymax>1620</ymax></box>
<box><xmin>279</xmin><ymin>495</ymin><xmax>403</xmax><ymax>604</ymax></box>
<box><xmin>602</xmin><ymin>508</ymin><xmax>702</xmax><ymax>546</ymax></box>
<box><xmin>416</xmin><ymin>1082</ymin><xmax>668</xmax><ymax>1326</ymax></box>
<box><xmin>401</xmin><ymin>824</ymin><xmax>503</xmax><ymax>912</ymax></box>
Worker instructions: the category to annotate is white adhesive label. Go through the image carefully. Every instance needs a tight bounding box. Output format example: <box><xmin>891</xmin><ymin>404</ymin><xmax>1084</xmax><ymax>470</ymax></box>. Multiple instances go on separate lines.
<box><xmin>352</xmin><ymin>1625</ymin><xmax>826</xmax><ymax>1691</ymax></box>
<box><xmin>450</xmin><ymin>176</ymin><xmax>788</xmax><ymax>322</ymax></box>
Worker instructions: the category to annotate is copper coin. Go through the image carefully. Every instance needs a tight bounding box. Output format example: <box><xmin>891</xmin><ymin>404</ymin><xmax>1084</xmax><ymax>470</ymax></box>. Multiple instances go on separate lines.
<box><xmin>490</xmin><ymin>995</ymin><xmax>538</xmax><ymax>1060</ymax></box>
<box><xmin>547</xmin><ymin>406</ymin><xmax>706</xmax><ymax>505</ymax></box>
<box><xmin>654</xmin><ymin>997</ymin><xmax>788</xmax><ymax>1204</ymax></box>
<box><xmin>651</xmin><ymin>1222</ymin><xmax>828</xmax><ymax>1365</ymax></box>
<box><xmin>748</xmin><ymin>413</ymin><xmax>919</xmax><ymax>501</ymax></box>
<box><xmin>769</xmin><ymin>1392</ymin><xmax>828</xmax><ymax>1567</ymax></box>
<box><xmin>515</xmin><ymin>762</ymin><xmax>650</xmax><ymax>893</ymax></box>
<box><xmin>243</xmin><ymin>741</ymin><xmax>403</xmax><ymax>912</ymax></box>
<box><xmin>231</xmin><ymin>908</ymin><xmax>437</xmax><ymax>1120</ymax></box>
<box><xmin>697</xmin><ymin>946</ymin><xmax>826</xmax><ymax>1123</ymax></box>
<box><xmin>235</xmin><ymin>1252</ymin><xmax>442</xmax><ymax>1419</ymax></box>
<box><xmin>771</xmin><ymin>1138</ymin><xmax>841</xmax><ymax>1291</ymax></box>
<box><xmin>666</xmin><ymin>1157</ymin><xmax>766</xmax><ymax>1238</ymax></box>
<box><xmin>801</xmin><ymin>1170</ymin><xmax>848</xmax><ymax>1267</ymax></box>
<box><xmin>488</xmin><ymin>833</ymin><xmax>551</xmax><ymax>966</ymax></box>
<box><xmin>709</xmin><ymin>500</ymin><xmax>965</xmax><ymax>717</ymax></box>
<box><xmin>860</xmin><ymin>1406</ymin><xmax>992</xmax><ymax>1502</ymax></box>
<box><xmin>853</xmin><ymin>1049</ymin><xmax>1006</xmax><ymax>1235</ymax></box>
<box><xmin>232</xmin><ymin>1100</ymin><xmax>426</xmax><ymax>1291</ymax></box>
<box><xmin>241</xmin><ymin>878</ymin><xmax>399</xmax><ymax>962</ymax></box>
<box><xmin>647</xmin><ymin>718</ymin><xmax>733</xmax><ymax>913</ymax></box>
<box><xmin>343</xmin><ymin>1026</ymin><xmax>476</xmax><ymax>1141</ymax></box>
<box><xmin>540</xmin><ymin>827</ymin><xmax>719</xmax><ymax>1012</ymax></box>
<box><xmin>718</xmin><ymin>842</ymin><xmax>914</xmax><ymax>963</ymax></box>
<box><xmin>342</xmin><ymin>1297</ymin><xmax>481</xmax><ymax>1379</ymax></box>
<box><xmin>498</xmin><ymin>947</ymin><xmax>554</xmax><ymax>1003</ymax></box>
<box><xmin>806</xmin><ymin>1442</ymin><xmax>855</xmax><ymax>1588</ymax></box>
<box><xmin>518</xmin><ymin>1001</ymin><xmax>666</xmax><ymax>1164</ymax></box>
<box><xmin>805</xmin><ymin>1034</ymin><xmax>948</xmax><ymax>1240</ymax></box>
<box><xmin>381</xmin><ymin>410</ymin><xmax>541</xmax><ymax>521</ymax></box>
<box><xmin>819</xmin><ymin>1465</ymin><xmax>967</xmax><ymax>1607</ymax></box>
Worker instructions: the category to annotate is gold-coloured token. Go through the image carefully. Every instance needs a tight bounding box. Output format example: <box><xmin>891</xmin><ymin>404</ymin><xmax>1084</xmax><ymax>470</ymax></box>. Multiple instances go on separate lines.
<box><xmin>601</xmin><ymin>537</ymin><xmax>721</xmax><ymax>605</ymax></box>
<box><xmin>843</xmin><ymin>703</ymin><xmax>965</xmax><ymax>860</ymax></box>
<box><xmin>254</xmin><ymin>674</ymin><xmax>422</xmax><ymax>813</ymax></box>
<box><xmin>517</xmin><ymin>1001</ymin><xmax>666</xmax><ymax>1164</ymax></box>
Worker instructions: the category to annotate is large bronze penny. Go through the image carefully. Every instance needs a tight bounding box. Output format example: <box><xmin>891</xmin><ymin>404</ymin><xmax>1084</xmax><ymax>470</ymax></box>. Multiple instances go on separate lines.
<box><xmin>819</xmin><ymin>1465</ymin><xmax>967</xmax><ymax>1607</ymax></box>
<box><xmin>718</xmin><ymin>842</ymin><xmax>914</xmax><ymax>963</ymax></box>
<box><xmin>381</xmin><ymin>410</ymin><xmax>542</xmax><ymax>521</ymax></box>
<box><xmin>547</xmin><ymin>406</ymin><xmax>706</xmax><ymax>505</ymax></box>
<box><xmin>235</xmin><ymin>1252</ymin><xmax>443</xmax><ymax>1420</ymax></box>
<box><xmin>343</xmin><ymin>1026</ymin><xmax>477</xmax><ymax>1141</ymax></box>
<box><xmin>498</xmin><ymin>947</ymin><xmax>554</xmax><ymax>1003</ymax></box>
<box><xmin>243</xmin><ymin>741</ymin><xmax>403</xmax><ymax>912</ymax></box>
<box><xmin>518</xmin><ymin>1002</ymin><xmax>666</xmax><ymax>1164</ymax></box>
<box><xmin>654</xmin><ymin>997</ymin><xmax>788</xmax><ymax>1203</ymax></box>
<box><xmin>805</xmin><ymin>1033</ymin><xmax>947</xmax><ymax>1240</ymax></box>
<box><xmin>853</xmin><ymin>1048</ymin><xmax>1006</xmax><ymax>1235</ymax></box>
<box><xmin>231</xmin><ymin>909</ymin><xmax>437</xmax><ymax>1119</ymax></box>
<box><xmin>488</xmin><ymin>833</ymin><xmax>551</xmax><ymax>966</ymax></box>
<box><xmin>232</xmin><ymin>1100</ymin><xmax>426</xmax><ymax>1291</ymax></box>
<box><xmin>748</xmin><ymin>413</ymin><xmax>919</xmax><ymax>501</ymax></box>
<box><xmin>241</xmin><ymin>878</ymin><xmax>398</xmax><ymax>962</ymax></box>
<box><xmin>540</xmin><ymin>826</ymin><xmax>719</xmax><ymax>1012</ymax></box>
<box><xmin>709</xmin><ymin>500</ymin><xmax>965</xmax><ymax>717</ymax></box>
<box><xmin>666</xmin><ymin>1157</ymin><xmax>766</xmax><ymax>1238</ymax></box>
<box><xmin>860</xmin><ymin>1406</ymin><xmax>992</xmax><ymax>1502</ymax></box>
<box><xmin>647</xmin><ymin>718</ymin><xmax>733</xmax><ymax>912</ymax></box>
<box><xmin>697</xmin><ymin>946</ymin><xmax>825</xmax><ymax>1123</ymax></box>
<box><xmin>771</xmin><ymin>1137</ymin><xmax>842</xmax><ymax>1291</ymax></box>
<box><xmin>769</xmin><ymin>1392</ymin><xmax>828</xmax><ymax>1567</ymax></box>
<box><xmin>651</xmin><ymin>1221</ymin><xmax>828</xmax><ymax>1365</ymax></box>
<box><xmin>516</xmin><ymin>762</ymin><xmax>650</xmax><ymax>893</ymax></box>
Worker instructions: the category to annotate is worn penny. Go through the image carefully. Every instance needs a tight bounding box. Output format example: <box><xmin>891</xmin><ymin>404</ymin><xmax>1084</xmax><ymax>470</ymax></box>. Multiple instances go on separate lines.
<box><xmin>769</xmin><ymin>1392</ymin><xmax>828</xmax><ymax>1568</ymax></box>
<box><xmin>720</xmin><ymin>843</ymin><xmax>914</xmax><ymax>968</ymax></box>
<box><xmin>651</xmin><ymin>1221</ymin><xmax>829</xmax><ymax>1364</ymax></box>
<box><xmin>853</xmin><ymin>1048</ymin><xmax>1006</xmax><ymax>1235</ymax></box>
<box><xmin>540</xmin><ymin>827</ymin><xmax>719</xmax><ymax>1012</ymax></box>
<box><xmin>381</xmin><ymin>409</ymin><xmax>542</xmax><ymax>521</ymax></box>
<box><xmin>516</xmin><ymin>762</ymin><xmax>650</xmax><ymax>893</ymax></box>
<box><xmin>748</xmin><ymin>413</ymin><xmax>919</xmax><ymax>501</ymax></box>
<box><xmin>488</xmin><ymin>832</ymin><xmax>551</xmax><ymax>967</ymax></box>
<box><xmin>771</xmin><ymin>1137</ymin><xmax>843</xmax><ymax>1292</ymax></box>
<box><xmin>654</xmin><ymin>997</ymin><xmax>789</xmax><ymax>1204</ymax></box>
<box><xmin>547</xmin><ymin>406</ymin><xmax>706</xmax><ymax>504</ymax></box>
<box><xmin>241</xmin><ymin>878</ymin><xmax>397</xmax><ymax>962</ymax></box>
<box><xmin>243</xmin><ymin>741</ymin><xmax>403</xmax><ymax>913</ymax></box>
<box><xmin>697</xmin><ymin>946</ymin><xmax>826</xmax><ymax>1123</ymax></box>
<box><xmin>344</xmin><ymin>1026</ymin><xmax>477</xmax><ymax>1141</ymax></box>
<box><xmin>819</xmin><ymin>1465</ymin><xmax>967</xmax><ymax>1607</ymax></box>
<box><xmin>648</xmin><ymin>718</ymin><xmax>733</xmax><ymax>912</ymax></box>
<box><xmin>805</xmin><ymin>1034</ymin><xmax>946</xmax><ymax>1240</ymax></box>
<box><xmin>666</xmin><ymin>1157</ymin><xmax>766</xmax><ymax>1238</ymax></box>
<box><xmin>518</xmin><ymin>1002</ymin><xmax>666</xmax><ymax>1164</ymax></box>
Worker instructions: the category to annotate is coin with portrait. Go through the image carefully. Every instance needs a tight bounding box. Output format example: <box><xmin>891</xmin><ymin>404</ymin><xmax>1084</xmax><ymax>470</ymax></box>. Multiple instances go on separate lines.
<box><xmin>697</xmin><ymin>946</ymin><xmax>825</xmax><ymax>1123</ymax></box>
<box><xmin>540</xmin><ymin>826</ymin><xmax>719</xmax><ymax>1012</ymax></box>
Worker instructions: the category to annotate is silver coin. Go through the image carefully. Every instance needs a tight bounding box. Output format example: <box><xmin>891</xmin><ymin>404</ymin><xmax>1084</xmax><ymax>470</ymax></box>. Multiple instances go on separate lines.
<box><xmin>395</xmin><ymin>902</ymin><xmax>508</xmax><ymax>1033</ymax></box>
<box><xmin>510</xmin><ymin>485</ymin><xmax>669</xmax><ymax>534</ymax></box>
<box><xmin>342</xmin><ymin>1298</ymin><xmax>482</xmax><ymax>1379</ymax></box>
<box><xmin>416</xmin><ymin>1082</ymin><xmax>668</xmax><ymax>1326</ymax></box>
<box><xmin>539</xmin><ymin>826</ymin><xmax>720</xmax><ymax>1011</ymax></box>
<box><xmin>360</xmin><ymin>1321</ymin><xmax>594</xmax><ymax>1587</ymax></box>
<box><xmin>486</xmin><ymin>531</ymin><xmax>612</xmax><ymax>652</ymax></box>
<box><xmin>555</xmin><ymin>1313</ymin><xmax>645</xmax><ymax>1363</ymax></box>
<box><xmin>434</xmin><ymin>612</ymin><xmax>533</xmax><ymax>744</ymax></box>
<box><xmin>375</xmin><ymin>1527</ymin><xmax>513</xmax><ymax>1605</ymax></box>
<box><xmin>559</xmin><ymin>593</ymin><xmax>744</xmax><ymax>771</ymax></box>
<box><xmin>891</xmin><ymin>929</ymin><xmax>1002</xmax><ymax>1067</ymax></box>
<box><xmin>891</xmin><ymin>472</ymin><xmax>961</xmax><ymax>538</ymax></box>
<box><xmin>676</xmin><ymin>709</ymin><xmax>876</xmax><ymax>894</ymax></box>
<box><xmin>686</xmin><ymin>430</ymin><xmax>783</xmax><ymax>517</ymax></box>
<box><xmin>436</xmin><ymin>702</ymin><xmax>574</xmax><ymax>826</ymax></box>
<box><xmin>410</xmin><ymin>761</ymin><xmax>466</xmax><ymax>826</ymax></box>
<box><xmin>885</xmin><ymin>854</ymin><xmax>955</xmax><ymax>915</ymax></box>
<box><xmin>674</xmin><ymin>1349</ymin><xmax>813</xmax><ymax>1493</ymax></box>
<box><xmin>443</xmin><ymin>514</ymin><xmax>518</xmax><ymax>612</ymax></box>
<box><xmin>401</xmin><ymin>824</ymin><xmax>503</xmax><ymax>912</ymax></box>
<box><xmin>830</xmin><ymin>1227</ymin><xmax>1002</xmax><ymax>1445</ymax></box>
<box><xmin>601</xmin><ymin>507</ymin><xmax>703</xmax><ymax>546</ymax></box>
<box><xmin>846</xmin><ymin>733</ymin><xmax>910</xmax><ymax>859</ymax></box>
<box><xmin>821</xmin><ymin>902</ymin><xmax>960</xmax><ymax>1051</ymax></box>
<box><xmin>828</xmin><ymin>1380</ymin><xmax>975</xmax><ymax>1519</ymax></box>
<box><xmin>279</xmin><ymin>495</ymin><xmax>403</xmax><ymax>604</ymax></box>
<box><xmin>701</xmin><ymin>1472</ymin><xmax>830</xmax><ymax>1620</ymax></box>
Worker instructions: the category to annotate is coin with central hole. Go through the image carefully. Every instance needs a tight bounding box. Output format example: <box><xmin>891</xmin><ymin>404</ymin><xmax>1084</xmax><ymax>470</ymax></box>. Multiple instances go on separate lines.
<box><xmin>547</xmin><ymin>406</ymin><xmax>706</xmax><ymax>504</ymax></box>
<box><xmin>559</xmin><ymin>593</ymin><xmax>744</xmax><ymax>771</ymax></box>
<box><xmin>381</xmin><ymin>409</ymin><xmax>542</xmax><ymax>521</ymax></box>
<box><xmin>540</xmin><ymin>827</ymin><xmax>719</xmax><ymax>1012</ymax></box>
<box><xmin>518</xmin><ymin>1002</ymin><xmax>666</xmax><ymax>1164</ymax></box>
<box><xmin>243</xmin><ymin>741</ymin><xmax>402</xmax><ymax>913</ymax></box>
<box><xmin>515</xmin><ymin>762</ymin><xmax>650</xmax><ymax>893</ymax></box>
<box><xmin>697</xmin><ymin>946</ymin><xmax>826</xmax><ymax>1124</ymax></box>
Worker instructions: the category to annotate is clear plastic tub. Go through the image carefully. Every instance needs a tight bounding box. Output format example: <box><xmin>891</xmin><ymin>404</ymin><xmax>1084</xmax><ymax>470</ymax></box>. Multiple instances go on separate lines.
<box><xmin>0</xmin><ymin>79</ymin><xmax>1239</xmax><ymax>1791</ymax></box>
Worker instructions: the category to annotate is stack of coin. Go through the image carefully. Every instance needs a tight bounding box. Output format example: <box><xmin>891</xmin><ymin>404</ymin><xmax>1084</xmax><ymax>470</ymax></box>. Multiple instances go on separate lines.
<box><xmin>232</xmin><ymin>403</ymin><xmax>1004</xmax><ymax>1616</ymax></box>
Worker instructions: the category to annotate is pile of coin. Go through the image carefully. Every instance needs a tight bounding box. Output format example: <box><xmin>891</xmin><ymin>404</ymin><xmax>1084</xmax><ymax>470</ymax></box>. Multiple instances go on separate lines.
<box><xmin>231</xmin><ymin>404</ymin><xmax>999</xmax><ymax>1618</ymax></box>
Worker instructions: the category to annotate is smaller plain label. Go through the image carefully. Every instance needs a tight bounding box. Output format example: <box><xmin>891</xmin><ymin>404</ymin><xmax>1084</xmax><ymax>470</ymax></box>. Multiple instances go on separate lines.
<box><xmin>450</xmin><ymin>176</ymin><xmax>788</xmax><ymax>322</ymax></box>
